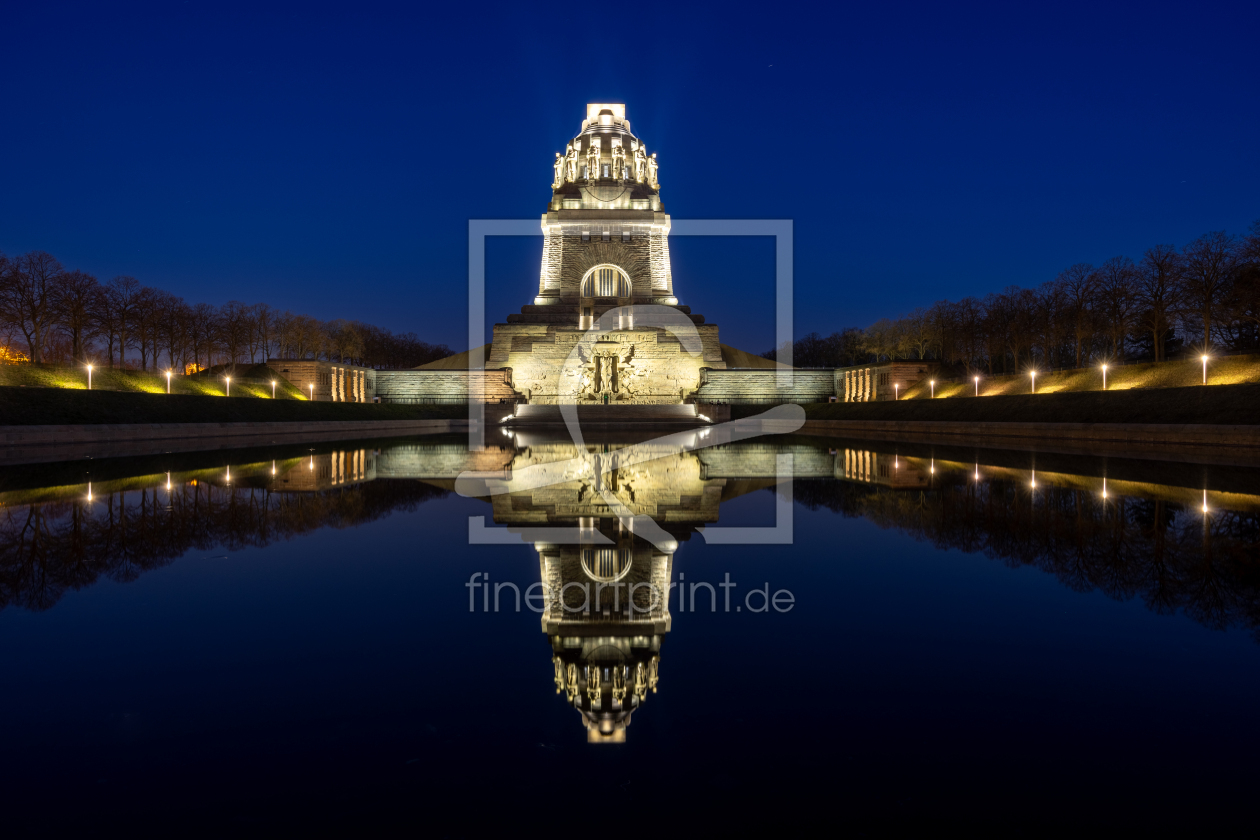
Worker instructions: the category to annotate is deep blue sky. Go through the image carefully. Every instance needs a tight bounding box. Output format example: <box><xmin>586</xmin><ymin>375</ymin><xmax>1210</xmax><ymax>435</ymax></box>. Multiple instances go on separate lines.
<box><xmin>2</xmin><ymin>1</ymin><xmax>1257</xmax><ymax>354</ymax></box>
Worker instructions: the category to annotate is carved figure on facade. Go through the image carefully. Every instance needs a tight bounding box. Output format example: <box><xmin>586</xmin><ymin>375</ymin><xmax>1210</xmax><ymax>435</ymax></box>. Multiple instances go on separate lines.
<box><xmin>599</xmin><ymin>358</ymin><xmax>613</xmax><ymax>393</ymax></box>
<box><xmin>611</xmin><ymin>142</ymin><xmax>625</xmax><ymax>181</ymax></box>
<box><xmin>647</xmin><ymin>153</ymin><xmax>659</xmax><ymax>187</ymax></box>
<box><xmin>587</xmin><ymin>142</ymin><xmax>601</xmax><ymax>181</ymax></box>
<box><xmin>564</xmin><ymin>144</ymin><xmax>578</xmax><ymax>182</ymax></box>
<box><xmin>633</xmin><ymin>146</ymin><xmax>647</xmax><ymax>182</ymax></box>
<box><xmin>553</xmin><ymin>152</ymin><xmax>565</xmax><ymax>188</ymax></box>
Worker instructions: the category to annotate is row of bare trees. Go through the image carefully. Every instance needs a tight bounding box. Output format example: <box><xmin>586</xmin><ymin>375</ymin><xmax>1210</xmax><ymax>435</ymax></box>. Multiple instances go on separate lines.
<box><xmin>771</xmin><ymin>221</ymin><xmax>1260</xmax><ymax>371</ymax></box>
<box><xmin>0</xmin><ymin>251</ymin><xmax>450</xmax><ymax>370</ymax></box>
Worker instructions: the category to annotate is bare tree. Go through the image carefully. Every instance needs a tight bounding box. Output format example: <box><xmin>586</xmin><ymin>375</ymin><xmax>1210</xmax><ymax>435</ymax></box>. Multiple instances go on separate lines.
<box><xmin>1054</xmin><ymin>263</ymin><xmax>1097</xmax><ymax>367</ymax></box>
<box><xmin>218</xmin><ymin>301</ymin><xmax>251</xmax><ymax>371</ymax></box>
<box><xmin>1137</xmin><ymin>245</ymin><xmax>1182</xmax><ymax>362</ymax></box>
<box><xmin>188</xmin><ymin>302</ymin><xmax>217</xmax><ymax>371</ymax></box>
<box><xmin>0</xmin><ymin>251</ymin><xmax>65</xmax><ymax>364</ymax></box>
<box><xmin>1180</xmin><ymin>231</ymin><xmax>1237</xmax><ymax>351</ymax></box>
<box><xmin>105</xmin><ymin>276</ymin><xmax>142</xmax><ymax>368</ymax></box>
<box><xmin>131</xmin><ymin>287</ymin><xmax>162</xmax><ymax>370</ymax></box>
<box><xmin>50</xmin><ymin>269</ymin><xmax>102</xmax><ymax>364</ymax></box>
<box><xmin>1097</xmin><ymin>256</ymin><xmax>1139</xmax><ymax>359</ymax></box>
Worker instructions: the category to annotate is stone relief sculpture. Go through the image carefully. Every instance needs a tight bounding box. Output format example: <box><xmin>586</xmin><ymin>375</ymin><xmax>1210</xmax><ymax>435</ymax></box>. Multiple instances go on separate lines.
<box><xmin>633</xmin><ymin>146</ymin><xmax>647</xmax><ymax>182</ymax></box>
<box><xmin>565</xmin><ymin>144</ymin><xmax>578</xmax><ymax>182</ymax></box>
<box><xmin>553</xmin><ymin>152</ymin><xmax>564</xmax><ymax>188</ymax></box>
<box><xmin>611</xmin><ymin>142</ymin><xmax>625</xmax><ymax>180</ymax></box>
<box><xmin>599</xmin><ymin>358</ymin><xmax>613</xmax><ymax>393</ymax></box>
<box><xmin>586</xmin><ymin>142</ymin><xmax>600</xmax><ymax>181</ymax></box>
<box><xmin>647</xmin><ymin>153</ymin><xmax>658</xmax><ymax>187</ymax></box>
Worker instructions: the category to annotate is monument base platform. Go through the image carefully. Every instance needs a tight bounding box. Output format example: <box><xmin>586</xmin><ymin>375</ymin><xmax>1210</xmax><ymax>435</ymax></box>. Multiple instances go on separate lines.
<box><xmin>504</xmin><ymin>403</ymin><xmax>728</xmax><ymax>426</ymax></box>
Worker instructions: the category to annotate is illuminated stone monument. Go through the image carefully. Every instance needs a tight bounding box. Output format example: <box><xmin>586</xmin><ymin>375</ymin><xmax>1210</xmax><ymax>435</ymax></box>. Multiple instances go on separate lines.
<box><xmin>487</xmin><ymin>104</ymin><xmax>726</xmax><ymax>405</ymax></box>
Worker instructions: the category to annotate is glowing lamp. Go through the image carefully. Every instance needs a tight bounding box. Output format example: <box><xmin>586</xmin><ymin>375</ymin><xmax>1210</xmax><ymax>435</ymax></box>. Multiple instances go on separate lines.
<box><xmin>309</xmin><ymin>383</ymin><xmax>314</xmax><ymax>400</ymax></box>
<box><xmin>1030</xmin><ymin>370</ymin><xmax>1037</xmax><ymax>393</ymax></box>
<box><xmin>1201</xmin><ymin>354</ymin><xmax>1209</xmax><ymax>384</ymax></box>
<box><xmin>894</xmin><ymin>384</ymin><xmax>899</xmax><ymax>400</ymax></box>
<box><xmin>86</xmin><ymin>364</ymin><xmax>93</xmax><ymax>390</ymax></box>
<box><xmin>166</xmin><ymin>370</ymin><xmax>172</xmax><ymax>394</ymax></box>
<box><xmin>1101</xmin><ymin>364</ymin><xmax>1107</xmax><ymax>391</ymax></box>
<box><xmin>271</xmin><ymin>380</ymin><xmax>277</xmax><ymax>398</ymax></box>
<box><xmin>973</xmin><ymin>375</ymin><xmax>979</xmax><ymax>396</ymax></box>
<box><xmin>930</xmin><ymin>380</ymin><xmax>936</xmax><ymax>399</ymax></box>
<box><xmin>224</xmin><ymin>376</ymin><xmax>231</xmax><ymax>396</ymax></box>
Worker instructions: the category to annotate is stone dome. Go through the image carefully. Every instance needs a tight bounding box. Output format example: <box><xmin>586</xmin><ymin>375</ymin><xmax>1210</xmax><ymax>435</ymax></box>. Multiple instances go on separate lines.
<box><xmin>550</xmin><ymin>103</ymin><xmax>661</xmax><ymax>208</ymax></box>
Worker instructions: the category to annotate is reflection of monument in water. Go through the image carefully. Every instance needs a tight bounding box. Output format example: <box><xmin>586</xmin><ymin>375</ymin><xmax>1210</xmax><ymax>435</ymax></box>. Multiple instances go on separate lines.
<box><xmin>9</xmin><ymin>437</ymin><xmax>1259</xmax><ymax>740</ymax></box>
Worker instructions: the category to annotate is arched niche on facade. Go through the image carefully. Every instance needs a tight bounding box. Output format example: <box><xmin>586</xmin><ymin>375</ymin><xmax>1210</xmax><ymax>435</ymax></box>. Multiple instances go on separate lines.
<box><xmin>578</xmin><ymin>264</ymin><xmax>634</xmax><ymax>329</ymax></box>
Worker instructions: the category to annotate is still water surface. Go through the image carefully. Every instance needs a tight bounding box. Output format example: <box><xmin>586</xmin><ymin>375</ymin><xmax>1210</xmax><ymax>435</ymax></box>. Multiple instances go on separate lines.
<box><xmin>2</xmin><ymin>433</ymin><xmax>1258</xmax><ymax>829</ymax></box>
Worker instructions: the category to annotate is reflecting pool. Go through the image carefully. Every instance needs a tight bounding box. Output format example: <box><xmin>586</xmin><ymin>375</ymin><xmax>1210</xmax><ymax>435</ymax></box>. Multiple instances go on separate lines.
<box><xmin>2</xmin><ymin>432</ymin><xmax>1259</xmax><ymax>830</ymax></box>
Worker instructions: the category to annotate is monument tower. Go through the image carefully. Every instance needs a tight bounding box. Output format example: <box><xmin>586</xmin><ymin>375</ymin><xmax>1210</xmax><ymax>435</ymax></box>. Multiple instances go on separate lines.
<box><xmin>486</xmin><ymin>103</ymin><xmax>726</xmax><ymax>404</ymax></box>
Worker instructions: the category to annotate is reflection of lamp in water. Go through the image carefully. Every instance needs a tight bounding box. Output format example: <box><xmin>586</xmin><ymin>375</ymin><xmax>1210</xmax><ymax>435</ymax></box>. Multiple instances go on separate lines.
<box><xmin>271</xmin><ymin>459</ymin><xmax>276</xmax><ymax>475</ymax></box>
<box><xmin>225</xmin><ymin>466</ymin><xmax>231</xmax><ymax>484</ymax></box>
<box><xmin>1101</xmin><ymin>477</ymin><xmax>1107</xmax><ymax>499</ymax></box>
<box><xmin>929</xmin><ymin>458</ymin><xmax>935</xmax><ymax>475</ymax></box>
<box><xmin>1203</xmin><ymin>489</ymin><xmax>1209</xmax><ymax>514</ymax></box>
<box><xmin>166</xmin><ymin>471</ymin><xmax>172</xmax><ymax>492</ymax></box>
<box><xmin>974</xmin><ymin>463</ymin><xmax>980</xmax><ymax>481</ymax></box>
<box><xmin>309</xmin><ymin>455</ymin><xmax>314</xmax><ymax>471</ymax></box>
<box><xmin>1030</xmin><ymin>469</ymin><xmax>1036</xmax><ymax>489</ymax></box>
<box><xmin>86</xmin><ymin>481</ymin><xmax>92</xmax><ymax>502</ymax></box>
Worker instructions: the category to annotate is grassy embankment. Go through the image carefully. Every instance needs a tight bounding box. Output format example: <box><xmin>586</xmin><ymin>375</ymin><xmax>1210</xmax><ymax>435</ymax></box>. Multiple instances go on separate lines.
<box><xmin>0</xmin><ymin>387</ymin><xmax>467</xmax><ymax>425</ymax></box>
<box><xmin>0</xmin><ymin>362</ymin><xmax>306</xmax><ymax>399</ymax></box>
<box><xmin>771</xmin><ymin>382</ymin><xmax>1260</xmax><ymax>425</ymax></box>
<box><xmin>897</xmin><ymin>353</ymin><xmax>1260</xmax><ymax>400</ymax></box>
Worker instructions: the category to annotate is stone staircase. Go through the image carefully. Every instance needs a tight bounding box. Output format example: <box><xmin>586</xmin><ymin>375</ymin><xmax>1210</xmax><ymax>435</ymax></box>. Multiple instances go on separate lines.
<box><xmin>507</xmin><ymin>403</ymin><xmax>712</xmax><ymax>425</ymax></box>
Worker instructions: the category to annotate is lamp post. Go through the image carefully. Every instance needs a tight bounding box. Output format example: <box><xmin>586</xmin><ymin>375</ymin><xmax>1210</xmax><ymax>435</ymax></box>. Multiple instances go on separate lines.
<box><xmin>973</xmin><ymin>375</ymin><xmax>979</xmax><ymax>396</ymax></box>
<box><xmin>894</xmin><ymin>384</ymin><xmax>899</xmax><ymax>400</ymax></box>
<box><xmin>309</xmin><ymin>383</ymin><xmax>314</xmax><ymax>401</ymax></box>
<box><xmin>1101</xmin><ymin>364</ymin><xmax>1107</xmax><ymax>390</ymax></box>
<box><xmin>86</xmin><ymin>364</ymin><xmax>93</xmax><ymax>390</ymax></box>
<box><xmin>1030</xmin><ymin>370</ymin><xmax>1036</xmax><ymax>393</ymax></box>
<box><xmin>271</xmin><ymin>380</ymin><xmax>277</xmax><ymax>399</ymax></box>
<box><xmin>225</xmin><ymin>376</ymin><xmax>231</xmax><ymax>396</ymax></box>
<box><xmin>1201</xmin><ymin>354</ymin><xmax>1209</xmax><ymax>384</ymax></box>
<box><xmin>930</xmin><ymin>380</ymin><xmax>935</xmax><ymax>399</ymax></box>
<box><xmin>166</xmin><ymin>370</ymin><xmax>172</xmax><ymax>394</ymax></box>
